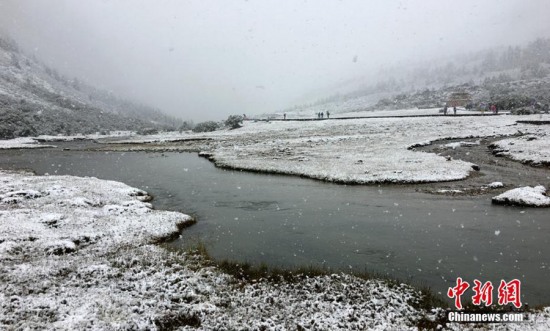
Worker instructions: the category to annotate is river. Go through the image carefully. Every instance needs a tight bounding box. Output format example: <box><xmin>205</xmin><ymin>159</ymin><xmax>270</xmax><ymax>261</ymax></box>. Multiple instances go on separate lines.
<box><xmin>1</xmin><ymin>142</ymin><xmax>548</xmax><ymax>305</ymax></box>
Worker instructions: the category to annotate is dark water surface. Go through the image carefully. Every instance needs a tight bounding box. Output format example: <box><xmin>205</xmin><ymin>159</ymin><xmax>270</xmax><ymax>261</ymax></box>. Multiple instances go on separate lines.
<box><xmin>1</xmin><ymin>144</ymin><xmax>549</xmax><ymax>305</ymax></box>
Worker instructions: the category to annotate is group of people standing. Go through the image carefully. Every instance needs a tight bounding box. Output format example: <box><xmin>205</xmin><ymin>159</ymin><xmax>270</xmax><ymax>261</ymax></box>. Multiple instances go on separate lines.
<box><xmin>282</xmin><ymin>111</ymin><xmax>331</xmax><ymax>120</ymax></box>
<box><xmin>478</xmin><ymin>103</ymin><xmax>499</xmax><ymax>114</ymax></box>
<box><xmin>316</xmin><ymin>111</ymin><xmax>329</xmax><ymax>119</ymax></box>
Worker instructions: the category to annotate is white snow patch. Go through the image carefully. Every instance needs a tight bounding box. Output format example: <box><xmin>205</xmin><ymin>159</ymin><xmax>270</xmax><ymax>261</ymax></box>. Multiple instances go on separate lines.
<box><xmin>194</xmin><ymin>114</ymin><xmax>548</xmax><ymax>184</ymax></box>
<box><xmin>491</xmin><ymin>135</ymin><xmax>550</xmax><ymax>165</ymax></box>
<box><xmin>35</xmin><ymin>131</ymin><xmax>135</xmax><ymax>142</ymax></box>
<box><xmin>0</xmin><ymin>137</ymin><xmax>55</xmax><ymax>149</ymax></box>
<box><xmin>444</xmin><ymin>140</ymin><xmax>481</xmax><ymax>149</ymax></box>
<box><xmin>492</xmin><ymin>185</ymin><xmax>550</xmax><ymax>207</ymax></box>
<box><xmin>436</xmin><ymin>189</ymin><xmax>464</xmax><ymax>193</ymax></box>
<box><xmin>205</xmin><ymin>118</ymin><xmax>480</xmax><ymax>184</ymax></box>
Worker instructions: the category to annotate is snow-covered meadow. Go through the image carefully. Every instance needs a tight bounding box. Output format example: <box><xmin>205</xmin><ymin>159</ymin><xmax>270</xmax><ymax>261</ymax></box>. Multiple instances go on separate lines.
<box><xmin>196</xmin><ymin>113</ymin><xmax>550</xmax><ymax>185</ymax></box>
<box><xmin>491</xmin><ymin>134</ymin><xmax>550</xmax><ymax>166</ymax></box>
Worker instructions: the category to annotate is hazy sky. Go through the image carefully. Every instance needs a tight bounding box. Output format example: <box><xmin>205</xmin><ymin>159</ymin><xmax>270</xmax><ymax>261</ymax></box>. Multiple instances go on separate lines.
<box><xmin>1</xmin><ymin>0</ymin><xmax>549</xmax><ymax>120</ymax></box>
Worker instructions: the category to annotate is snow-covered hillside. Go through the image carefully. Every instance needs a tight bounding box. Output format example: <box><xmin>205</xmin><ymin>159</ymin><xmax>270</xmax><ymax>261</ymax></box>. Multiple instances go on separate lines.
<box><xmin>278</xmin><ymin>39</ymin><xmax>550</xmax><ymax>119</ymax></box>
<box><xmin>0</xmin><ymin>36</ymin><xmax>178</xmax><ymax>138</ymax></box>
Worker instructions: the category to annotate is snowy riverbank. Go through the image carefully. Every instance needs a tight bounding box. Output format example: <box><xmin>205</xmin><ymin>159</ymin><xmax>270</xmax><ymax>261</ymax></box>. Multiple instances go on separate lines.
<box><xmin>490</xmin><ymin>134</ymin><xmax>550</xmax><ymax>166</ymax></box>
<box><xmin>0</xmin><ymin>170</ymin><xmax>428</xmax><ymax>329</ymax></box>
<box><xmin>0</xmin><ymin>137</ymin><xmax>55</xmax><ymax>149</ymax></box>
<box><xmin>0</xmin><ymin>132</ymin><xmax>136</xmax><ymax>149</ymax></box>
<box><xmin>82</xmin><ymin>111</ymin><xmax>550</xmax><ymax>185</ymax></box>
<box><xmin>201</xmin><ymin>113</ymin><xmax>550</xmax><ymax>185</ymax></box>
<box><xmin>1</xmin><ymin>171</ymin><xmax>550</xmax><ymax>329</ymax></box>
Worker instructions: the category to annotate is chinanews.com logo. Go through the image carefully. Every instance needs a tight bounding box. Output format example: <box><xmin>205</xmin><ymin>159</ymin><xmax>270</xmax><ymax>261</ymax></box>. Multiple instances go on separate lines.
<box><xmin>445</xmin><ymin>277</ymin><xmax>525</xmax><ymax>323</ymax></box>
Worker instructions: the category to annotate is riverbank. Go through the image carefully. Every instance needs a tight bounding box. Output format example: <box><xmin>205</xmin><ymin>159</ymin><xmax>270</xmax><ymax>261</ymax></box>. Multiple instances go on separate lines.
<box><xmin>0</xmin><ymin>170</ymin><xmax>435</xmax><ymax>329</ymax></box>
<box><xmin>415</xmin><ymin>135</ymin><xmax>550</xmax><ymax>196</ymax></box>
<box><xmin>1</xmin><ymin>170</ymin><xmax>550</xmax><ymax>329</ymax></box>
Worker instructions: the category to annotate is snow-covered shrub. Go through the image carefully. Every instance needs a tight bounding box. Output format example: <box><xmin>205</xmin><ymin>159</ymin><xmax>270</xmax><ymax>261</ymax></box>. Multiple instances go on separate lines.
<box><xmin>225</xmin><ymin>115</ymin><xmax>243</xmax><ymax>129</ymax></box>
<box><xmin>193</xmin><ymin>121</ymin><xmax>219</xmax><ymax>133</ymax></box>
<box><xmin>137</xmin><ymin>127</ymin><xmax>159</xmax><ymax>135</ymax></box>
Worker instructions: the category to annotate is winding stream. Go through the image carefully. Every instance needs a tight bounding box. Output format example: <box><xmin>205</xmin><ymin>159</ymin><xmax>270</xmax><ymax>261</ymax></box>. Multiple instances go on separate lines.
<box><xmin>1</xmin><ymin>142</ymin><xmax>549</xmax><ymax>305</ymax></box>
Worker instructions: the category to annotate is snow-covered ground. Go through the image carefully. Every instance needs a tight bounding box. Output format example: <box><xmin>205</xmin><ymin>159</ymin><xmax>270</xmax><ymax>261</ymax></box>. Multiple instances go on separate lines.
<box><xmin>268</xmin><ymin>107</ymin><xmax>488</xmax><ymax>120</ymax></box>
<box><xmin>0</xmin><ymin>132</ymin><xmax>138</xmax><ymax>149</ymax></box>
<box><xmin>5</xmin><ymin>112</ymin><xmax>549</xmax><ymax>188</ymax></box>
<box><xmin>34</xmin><ymin>131</ymin><xmax>135</xmax><ymax>142</ymax></box>
<box><xmin>491</xmin><ymin>134</ymin><xmax>550</xmax><ymax>166</ymax></box>
<box><xmin>336</xmin><ymin>107</ymin><xmax>486</xmax><ymax>118</ymax></box>
<box><xmin>0</xmin><ymin>137</ymin><xmax>55</xmax><ymax>149</ymax></box>
<box><xmin>193</xmin><ymin>113</ymin><xmax>550</xmax><ymax>185</ymax></box>
<box><xmin>492</xmin><ymin>185</ymin><xmax>550</xmax><ymax>207</ymax></box>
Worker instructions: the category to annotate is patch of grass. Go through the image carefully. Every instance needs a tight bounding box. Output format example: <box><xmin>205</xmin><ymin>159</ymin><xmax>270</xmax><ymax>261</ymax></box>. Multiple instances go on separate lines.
<box><xmin>179</xmin><ymin>242</ymin><xmax>457</xmax><ymax>330</ymax></box>
<box><xmin>413</xmin><ymin>285</ymin><xmax>449</xmax><ymax>330</ymax></box>
<box><xmin>153</xmin><ymin>312</ymin><xmax>201</xmax><ymax>330</ymax></box>
<box><xmin>415</xmin><ymin>285</ymin><xmax>448</xmax><ymax>311</ymax></box>
<box><xmin>186</xmin><ymin>240</ymin><xmax>210</xmax><ymax>260</ymax></box>
<box><xmin>183</xmin><ymin>242</ymin><xmax>448</xmax><ymax>311</ymax></box>
<box><xmin>215</xmin><ymin>260</ymin><xmax>331</xmax><ymax>283</ymax></box>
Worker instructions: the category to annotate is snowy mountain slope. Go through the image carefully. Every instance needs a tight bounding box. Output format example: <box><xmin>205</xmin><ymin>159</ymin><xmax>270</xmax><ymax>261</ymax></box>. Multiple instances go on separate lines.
<box><xmin>0</xmin><ymin>36</ymin><xmax>178</xmax><ymax>138</ymax></box>
<box><xmin>281</xmin><ymin>39</ymin><xmax>550</xmax><ymax>118</ymax></box>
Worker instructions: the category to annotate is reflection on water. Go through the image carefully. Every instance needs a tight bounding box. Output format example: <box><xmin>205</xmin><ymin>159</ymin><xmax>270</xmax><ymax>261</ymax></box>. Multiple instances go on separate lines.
<box><xmin>1</xmin><ymin>145</ymin><xmax>549</xmax><ymax>305</ymax></box>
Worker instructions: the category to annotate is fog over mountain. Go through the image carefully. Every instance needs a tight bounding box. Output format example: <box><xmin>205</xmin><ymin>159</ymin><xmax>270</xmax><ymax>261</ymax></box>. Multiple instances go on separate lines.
<box><xmin>1</xmin><ymin>0</ymin><xmax>549</xmax><ymax>121</ymax></box>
